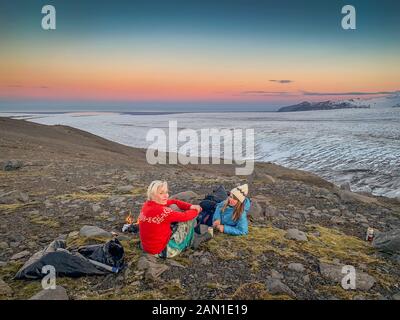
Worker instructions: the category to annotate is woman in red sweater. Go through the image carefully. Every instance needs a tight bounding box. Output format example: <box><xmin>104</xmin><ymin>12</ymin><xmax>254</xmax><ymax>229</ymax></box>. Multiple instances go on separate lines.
<box><xmin>139</xmin><ymin>180</ymin><xmax>204</xmax><ymax>258</ymax></box>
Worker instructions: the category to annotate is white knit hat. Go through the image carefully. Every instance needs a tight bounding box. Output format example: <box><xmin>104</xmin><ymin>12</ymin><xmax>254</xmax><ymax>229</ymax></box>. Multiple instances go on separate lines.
<box><xmin>230</xmin><ymin>184</ymin><xmax>248</xmax><ymax>203</ymax></box>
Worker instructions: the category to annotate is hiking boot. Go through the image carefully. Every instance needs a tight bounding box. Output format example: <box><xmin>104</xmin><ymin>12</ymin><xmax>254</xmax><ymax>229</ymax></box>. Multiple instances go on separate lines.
<box><xmin>191</xmin><ymin>232</ymin><xmax>212</xmax><ymax>250</ymax></box>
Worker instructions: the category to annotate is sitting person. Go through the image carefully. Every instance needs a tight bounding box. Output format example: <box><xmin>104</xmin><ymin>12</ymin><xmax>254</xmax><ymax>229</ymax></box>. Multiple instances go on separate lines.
<box><xmin>139</xmin><ymin>180</ymin><xmax>211</xmax><ymax>258</ymax></box>
<box><xmin>212</xmin><ymin>184</ymin><xmax>250</xmax><ymax>236</ymax></box>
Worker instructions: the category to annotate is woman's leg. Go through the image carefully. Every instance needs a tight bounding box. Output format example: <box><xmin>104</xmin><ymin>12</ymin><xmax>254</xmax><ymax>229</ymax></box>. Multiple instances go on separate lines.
<box><xmin>164</xmin><ymin>218</ymin><xmax>196</xmax><ymax>258</ymax></box>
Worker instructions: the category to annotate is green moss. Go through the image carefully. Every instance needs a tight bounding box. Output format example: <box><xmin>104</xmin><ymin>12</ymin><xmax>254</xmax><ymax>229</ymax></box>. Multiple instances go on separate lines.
<box><xmin>299</xmin><ymin>225</ymin><xmax>378</xmax><ymax>265</ymax></box>
<box><xmin>30</xmin><ymin>216</ymin><xmax>60</xmax><ymax>228</ymax></box>
<box><xmin>231</xmin><ymin>282</ymin><xmax>292</xmax><ymax>300</ymax></box>
<box><xmin>0</xmin><ymin>202</ymin><xmax>39</xmax><ymax>214</ymax></box>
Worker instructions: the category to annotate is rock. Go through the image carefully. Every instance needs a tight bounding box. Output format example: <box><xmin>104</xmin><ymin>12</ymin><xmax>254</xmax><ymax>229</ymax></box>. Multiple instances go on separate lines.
<box><xmin>29</xmin><ymin>286</ymin><xmax>69</xmax><ymax>300</ymax></box>
<box><xmin>337</xmin><ymin>190</ymin><xmax>379</xmax><ymax>205</ymax></box>
<box><xmin>0</xmin><ymin>279</ymin><xmax>13</xmax><ymax>296</ymax></box>
<box><xmin>124</xmin><ymin>174</ymin><xmax>137</xmax><ymax>183</ymax></box>
<box><xmin>266</xmin><ymin>278</ymin><xmax>296</xmax><ymax>297</ymax></box>
<box><xmin>10</xmin><ymin>250</ymin><xmax>30</xmax><ymax>261</ymax></box>
<box><xmin>340</xmin><ymin>182</ymin><xmax>351</xmax><ymax>191</ymax></box>
<box><xmin>285</xmin><ymin>229</ymin><xmax>308</xmax><ymax>242</ymax></box>
<box><xmin>262</xmin><ymin>174</ymin><xmax>276</xmax><ymax>184</ymax></box>
<box><xmin>319</xmin><ymin>263</ymin><xmax>375</xmax><ymax>291</ymax></box>
<box><xmin>248</xmin><ymin>199</ymin><xmax>262</xmax><ymax>220</ymax></box>
<box><xmin>79</xmin><ymin>225</ymin><xmax>112</xmax><ymax>238</ymax></box>
<box><xmin>288</xmin><ymin>263</ymin><xmax>305</xmax><ymax>273</ymax></box>
<box><xmin>2</xmin><ymin>160</ymin><xmax>23</xmax><ymax>171</ymax></box>
<box><xmin>200</xmin><ymin>257</ymin><xmax>211</xmax><ymax>265</ymax></box>
<box><xmin>91</xmin><ymin>204</ymin><xmax>101</xmax><ymax>213</ymax></box>
<box><xmin>392</xmin><ymin>293</ymin><xmax>400</xmax><ymax>300</ymax></box>
<box><xmin>330</xmin><ymin>216</ymin><xmax>346</xmax><ymax>225</ymax></box>
<box><xmin>67</xmin><ymin>231</ymin><xmax>79</xmax><ymax>240</ymax></box>
<box><xmin>372</xmin><ymin>229</ymin><xmax>400</xmax><ymax>254</ymax></box>
<box><xmin>137</xmin><ymin>253</ymin><xmax>169</xmax><ymax>281</ymax></box>
<box><xmin>170</xmin><ymin>191</ymin><xmax>200</xmax><ymax>202</ymax></box>
<box><xmin>0</xmin><ymin>242</ymin><xmax>9</xmax><ymax>250</ymax></box>
<box><xmin>18</xmin><ymin>192</ymin><xmax>29</xmax><ymax>203</ymax></box>
<box><xmin>0</xmin><ymin>191</ymin><xmax>29</xmax><ymax>204</ymax></box>
<box><xmin>303</xmin><ymin>275</ymin><xmax>310</xmax><ymax>283</ymax></box>
<box><xmin>168</xmin><ymin>260</ymin><xmax>186</xmax><ymax>269</ymax></box>
<box><xmin>117</xmin><ymin>185</ymin><xmax>134</xmax><ymax>193</ymax></box>
<box><xmin>270</xmin><ymin>269</ymin><xmax>284</xmax><ymax>280</ymax></box>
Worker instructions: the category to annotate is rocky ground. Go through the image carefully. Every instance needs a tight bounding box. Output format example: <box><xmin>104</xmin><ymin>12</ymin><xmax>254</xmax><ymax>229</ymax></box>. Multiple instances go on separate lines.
<box><xmin>1</xmin><ymin>117</ymin><xmax>400</xmax><ymax>300</ymax></box>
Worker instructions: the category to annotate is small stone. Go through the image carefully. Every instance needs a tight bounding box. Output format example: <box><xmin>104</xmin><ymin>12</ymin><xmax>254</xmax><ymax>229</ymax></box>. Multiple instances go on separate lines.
<box><xmin>288</xmin><ymin>263</ymin><xmax>305</xmax><ymax>273</ymax></box>
<box><xmin>330</xmin><ymin>216</ymin><xmax>346</xmax><ymax>225</ymax></box>
<box><xmin>392</xmin><ymin>293</ymin><xmax>400</xmax><ymax>300</ymax></box>
<box><xmin>117</xmin><ymin>185</ymin><xmax>134</xmax><ymax>193</ymax></box>
<box><xmin>92</xmin><ymin>204</ymin><xmax>101</xmax><ymax>213</ymax></box>
<box><xmin>285</xmin><ymin>229</ymin><xmax>308</xmax><ymax>242</ymax></box>
<box><xmin>79</xmin><ymin>225</ymin><xmax>112</xmax><ymax>238</ymax></box>
<box><xmin>270</xmin><ymin>269</ymin><xmax>284</xmax><ymax>280</ymax></box>
<box><xmin>303</xmin><ymin>275</ymin><xmax>310</xmax><ymax>283</ymax></box>
<box><xmin>2</xmin><ymin>160</ymin><xmax>23</xmax><ymax>171</ymax></box>
<box><xmin>10</xmin><ymin>250</ymin><xmax>30</xmax><ymax>261</ymax></box>
<box><xmin>0</xmin><ymin>279</ymin><xmax>13</xmax><ymax>296</ymax></box>
<box><xmin>29</xmin><ymin>286</ymin><xmax>69</xmax><ymax>300</ymax></box>
<box><xmin>200</xmin><ymin>257</ymin><xmax>211</xmax><ymax>265</ymax></box>
<box><xmin>266</xmin><ymin>278</ymin><xmax>296</xmax><ymax>297</ymax></box>
<box><xmin>0</xmin><ymin>242</ymin><xmax>9</xmax><ymax>250</ymax></box>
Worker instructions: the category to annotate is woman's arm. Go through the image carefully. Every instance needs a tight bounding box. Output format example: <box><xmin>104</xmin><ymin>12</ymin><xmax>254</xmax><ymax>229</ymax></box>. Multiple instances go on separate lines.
<box><xmin>212</xmin><ymin>201</ymin><xmax>224</xmax><ymax>225</ymax></box>
<box><xmin>223</xmin><ymin>213</ymin><xmax>248</xmax><ymax>235</ymax></box>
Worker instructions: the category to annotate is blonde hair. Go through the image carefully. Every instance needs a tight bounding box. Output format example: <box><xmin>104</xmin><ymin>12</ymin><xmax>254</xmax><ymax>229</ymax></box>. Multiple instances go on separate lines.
<box><xmin>147</xmin><ymin>180</ymin><xmax>168</xmax><ymax>200</ymax></box>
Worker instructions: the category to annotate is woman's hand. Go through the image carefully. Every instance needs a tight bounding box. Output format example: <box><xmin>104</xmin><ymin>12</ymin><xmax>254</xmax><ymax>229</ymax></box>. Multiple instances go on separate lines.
<box><xmin>216</xmin><ymin>225</ymin><xmax>224</xmax><ymax>233</ymax></box>
<box><xmin>190</xmin><ymin>205</ymin><xmax>202</xmax><ymax>213</ymax></box>
<box><xmin>213</xmin><ymin>220</ymin><xmax>221</xmax><ymax>227</ymax></box>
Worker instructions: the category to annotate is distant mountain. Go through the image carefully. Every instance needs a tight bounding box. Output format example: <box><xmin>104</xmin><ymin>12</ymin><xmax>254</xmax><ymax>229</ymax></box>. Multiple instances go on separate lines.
<box><xmin>278</xmin><ymin>93</ymin><xmax>400</xmax><ymax>112</ymax></box>
<box><xmin>278</xmin><ymin>100</ymin><xmax>370</xmax><ymax>112</ymax></box>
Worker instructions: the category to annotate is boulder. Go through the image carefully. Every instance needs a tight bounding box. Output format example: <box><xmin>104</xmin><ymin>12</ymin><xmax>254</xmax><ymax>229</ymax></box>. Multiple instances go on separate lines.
<box><xmin>266</xmin><ymin>277</ymin><xmax>296</xmax><ymax>297</ymax></box>
<box><xmin>29</xmin><ymin>286</ymin><xmax>69</xmax><ymax>300</ymax></box>
<box><xmin>10</xmin><ymin>250</ymin><xmax>30</xmax><ymax>261</ymax></box>
<box><xmin>247</xmin><ymin>199</ymin><xmax>263</xmax><ymax>220</ymax></box>
<box><xmin>285</xmin><ymin>229</ymin><xmax>308</xmax><ymax>242</ymax></box>
<box><xmin>319</xmin><ymin>262</ymin><xmax>375</xmax><ymax>291</ymax></box>
<box><xmin>337</xmin><ymin>190</ymin><xmax>379</xmax><ymax>205</ymax></box>
<box><xmin>2</xmin><ymin>160</ymin><xmax>23</xmax><ymax>171</ymax></box>
<box><xmin>340</xmin><ymin>182</ymin><xmax>351</xmax><ymax>191</ymax></box>
<box><xmin>79</xmin><ymin>225</ymin><xmax>112</xmax><ymax>238</ymax></box>
<box><xmin>372</xmin><ymin>229</ymin><xmax>400</xmax><ymax>254</ymax></box>
<box><xmin>137</xmin><ymin>253</ymin><xmax>169</xmax><ymax>281</ymax></box>
<box><xmin>170</xmin><ymin>191</ymin><xmax>200</xmax><ymax>203</ymax></box>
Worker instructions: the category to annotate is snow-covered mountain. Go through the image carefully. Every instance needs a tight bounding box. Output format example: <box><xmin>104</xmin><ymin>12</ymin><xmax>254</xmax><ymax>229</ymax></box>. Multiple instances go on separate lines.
<box><xmin>278</xmin><ymin>93</ymin><xmax>400</xmax><ymax>112</ymax></box>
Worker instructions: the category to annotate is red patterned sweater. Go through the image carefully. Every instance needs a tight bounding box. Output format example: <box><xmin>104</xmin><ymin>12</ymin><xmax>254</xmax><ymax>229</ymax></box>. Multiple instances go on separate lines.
<box><xmin>138</xmin><ymin>199</ymin><xmax>198</xmax><ymax>254</ymax></box>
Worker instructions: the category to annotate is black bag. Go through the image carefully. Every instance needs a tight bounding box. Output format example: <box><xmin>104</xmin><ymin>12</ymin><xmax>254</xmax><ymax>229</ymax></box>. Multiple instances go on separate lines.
<box><xmin>14</xmin><ymin>239</ymin><xmax>125</xmax><ymax>280</ymax></box>
<box><xmin>196</xmin><ymin>185</ymin><xmax>229</xmax><ymax>230</ymax></box>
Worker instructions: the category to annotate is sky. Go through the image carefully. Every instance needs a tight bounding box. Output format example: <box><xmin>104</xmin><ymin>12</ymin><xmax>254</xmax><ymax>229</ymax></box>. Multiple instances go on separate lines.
<box><xmin>0</xmin><ymin>0</ymin><xmax>399</xmax><ymax>111</ymax></box>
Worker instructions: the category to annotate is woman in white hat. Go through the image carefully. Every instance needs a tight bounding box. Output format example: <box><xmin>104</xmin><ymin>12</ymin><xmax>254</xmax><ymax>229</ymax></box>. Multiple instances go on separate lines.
<box><xmin>212</xmin><ymin>184</ymin><xmax>250</xmax><ymax>236</ymax></box>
